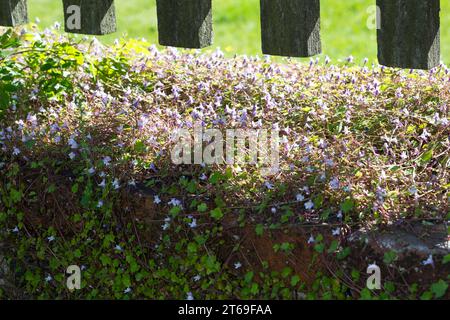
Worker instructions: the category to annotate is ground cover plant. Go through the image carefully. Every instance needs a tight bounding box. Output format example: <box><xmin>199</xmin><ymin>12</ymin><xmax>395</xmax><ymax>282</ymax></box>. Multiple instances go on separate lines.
<box><xmin>0</xmin><ymin>27</ymin><xmax>448</xmax><ymax>299</ymax></box>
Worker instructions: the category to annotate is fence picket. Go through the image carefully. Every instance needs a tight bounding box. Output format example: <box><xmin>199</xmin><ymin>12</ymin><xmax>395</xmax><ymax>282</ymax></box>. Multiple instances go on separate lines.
<box><xmin>0</xmin><ymin>0</ymin><xmax>28</xmax><ymax>27</ymax></box>
<box><xmin>377</xmin><ymin>0</ymin><xmax>440</xmax><ymax>70</ymax></box>
<box><xmin>62</xmin><ymin>0</ymin><xmax>117</xmax><ymax>35</ymax></box>
<box><xmin>260</xmin><ymin>0</ymin><xmax>321</xmax><ymax>57</ymax></box>
<box><xmin>156</xmin><ymin>0</ymin><xmax>212</xmax><ymax>49</ymax></box>
<box><xmin>0</xmin><ymin>0</ymin><xmax>444</xmax><ymax>70</ymax></box>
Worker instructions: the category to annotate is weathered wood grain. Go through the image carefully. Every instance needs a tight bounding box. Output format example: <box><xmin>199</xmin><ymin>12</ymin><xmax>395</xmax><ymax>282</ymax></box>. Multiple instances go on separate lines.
<box><xmin>377</xmin><ymin>0</ymin><xmax>440</xmax><ymax>70</ymax></box>
<box><xmin>260</xmin><ymin>0</ymin><xmax>321</xmax><ymax>57</ymax></box>
<box><xmin>156</xmin><ymin>0</ymin><xmax>213</xmax><ymax>49</ymax></box>
<box><xmin>62</xmin><ymin>0</ymin><xmax>117</xmax><ymax>35</ymax></box>
<box><xmin>0</xmin><ymin>0</ymin><xmax>28</xmax><ymax>27</ymax></box>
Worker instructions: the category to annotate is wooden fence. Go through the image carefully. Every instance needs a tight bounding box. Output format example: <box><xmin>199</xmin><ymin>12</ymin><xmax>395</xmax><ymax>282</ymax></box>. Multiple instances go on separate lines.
<box><xmin>0</xmin><ymin>0</ymin><xmax>441</xmax><ymax>70</ymax></box>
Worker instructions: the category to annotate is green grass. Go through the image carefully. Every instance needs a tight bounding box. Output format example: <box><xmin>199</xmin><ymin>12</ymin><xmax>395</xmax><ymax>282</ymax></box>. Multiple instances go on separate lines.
<box><xmin>29</xmin><ymin>0</ymin><xmax>450</xmax><ymax>64</ymax></box>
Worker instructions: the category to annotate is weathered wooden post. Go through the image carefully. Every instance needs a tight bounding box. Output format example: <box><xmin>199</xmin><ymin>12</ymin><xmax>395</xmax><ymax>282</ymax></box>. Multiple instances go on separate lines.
<box><xmin>0</xmin><ymin>0</ymin><xmax>28</xmax><ymax>27</ymax></box>
<box><xmin>62</xmin><ymin>0</ymin><xmax>117</xmax><ymax>35</ymax></box>
<box><xmin>156</xmin><ymin>0</ymin><xmax>213</xmax><ymax>49</ymax></box>
<box><xmin>260</xmin><ymin>0</ymin><xmax>321</xmax><ymax>57</ymax></box>
<box><xmin>377</xmin><ymin>0</ymin><xmax>440</xmax><ymax>70</ymax></box>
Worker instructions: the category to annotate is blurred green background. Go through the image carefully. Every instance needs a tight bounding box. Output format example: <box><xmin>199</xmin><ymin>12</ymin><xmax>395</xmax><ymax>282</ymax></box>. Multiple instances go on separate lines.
<box><xmin>28</xmin><ymin>0</ymin><xmax>450</xmax><ymax>64</ymax></box>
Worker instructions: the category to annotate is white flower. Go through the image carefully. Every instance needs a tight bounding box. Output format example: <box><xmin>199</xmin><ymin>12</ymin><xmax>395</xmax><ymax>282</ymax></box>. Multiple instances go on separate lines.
<box><xmin>304</xmin><ymin>200</ymin><xmax>314</xmax><ymax>211</ymax></box>
<box><xmin>332</xmin><ymin>228</ymin><xmax>341</xmax><ymax>236</ymax></box>
<box><xmin>234</xmin><ymin>262</ymin><xmax>242</xmax><ymax>269</ymax></box>
<box><xmin>45</xmin><ymin>275</ymin><xmax>53</xmax><ymax>282</ymax></box>
<box><xmin>47</xmin><ymin>236</ymin><xmax>55</xmax><ymax>242</ymax></box>
<box><xmin>12</xmin><ymin>226</ymin><xmax>19</xmax><ymax>233</ymax></box>
<box><xmin>114</xmin><ymin>245</ymin><xmax>123</xmax><ymax>251</ymax></box>
<box><xmin>296</xmin><ymin>194</ymin><xmax>305</xmax><ymax>202</ymax></box>
<box><xmin>186</xmin><ymin>292</ymin><xmax>194</xmax><ymax>300</ymax></box>
<box><xmin>307</xmin><ymin>235</ymin><xmax>315</xmax><ymax>244</ymax></box>
<box><xmin>154</xmin><ymin>195</ymin><xmax>161</xmax><ymax>204</ymax></box>
<box><xmin>420</xmin><ymin>129</ymin><xmax>431</xmax><ymax>140</ymax></box>
<box><xmin>124</xmin><ymin>287</ymin><xmax>132</xmax><ymax>294</ymax></box>
<box><xmin>337</xmin><ymin>211</ymin><xmax>343</xmax><ymax>220</ymax></box>
<box><xmin>271</xmin><ymin>207</ymin><xmax>277</xmax><ymax>214</ymax></box>
<box><xmin>422</xmin><ymin>255</ymin><xmax>433</xmax><ymax>266</ymax></box>
<box><xmin>97</xmin><ymin>200</ymin><xmax>103</xmax><ymax>208</ymax></box>
<box><xmin>193</xmin><ymin>275</ymin><xmax>201</xmax><ymax>282</ymax></box>
<box><xmin>69</xmin><ymin>152</ymin><xmax>76</xmax><ymax>160</ymax></box>
<box><xmin>162</xmin><ymin>222</ymin><xmax>170</xmax><ymax>230</ymax></box>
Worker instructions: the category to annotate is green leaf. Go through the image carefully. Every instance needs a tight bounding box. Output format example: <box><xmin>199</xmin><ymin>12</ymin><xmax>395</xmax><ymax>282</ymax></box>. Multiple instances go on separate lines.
<box><xmin>443</xmin><ymin>254</ymin><xmax>450</xmax><ymax>264</ymax></box>
<box><xmin>255</xmin><ymin>224</ymin><xmax>264</xmax><ymax>236</ymax></box>
<box><xmin>314</xmin><ymin>243</ymin><xmax>325</xmax><ymax>253</ymax></box>
<box><xmin>187</xmin><ymin>242</ymin><xmax>197</xmax><ymax>254</ymax></box>
<box><xmin>291</xmin><ymin>275</ymin><xmax>301</xmax><ymax>286</ymax></box>
<box><xmin>197</xmin><ymin>203</ymin><xmax>208</xmax><ymax>212</ymax></box>
<box><xmin>431</xmin><ymin>280</ymin><xmax>448</xmax><ymax>299</ymax></box>
<box><xmin>340</xmin><ymin>198</ymin><xmax>355</xmax><ymax>213</ymax></box>
<box><xmin>133</xmin><ymin>140</ymin><xmax>146</xmax><ymax>153</ymax></box>
<box><xmin>420</xmin><ymin>150</ymin><xmax>433</xmax><ymax>164</ymax></box>
<box><xmin>383</xmin><ymin>251</ymin><xmax>397</xmax><ymax>264</ymax></box>
<box><xmin>210</xmin><ymin>207</ymin><xmax>223</xmax><ymax>220</ymax></box>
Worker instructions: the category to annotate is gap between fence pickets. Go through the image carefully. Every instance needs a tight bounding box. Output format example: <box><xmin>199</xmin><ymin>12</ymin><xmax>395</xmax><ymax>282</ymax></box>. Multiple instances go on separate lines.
<box><xmin>0</xmin><ymin>0</ymin><xmax>442</xmax><ymax>70</ymax></box>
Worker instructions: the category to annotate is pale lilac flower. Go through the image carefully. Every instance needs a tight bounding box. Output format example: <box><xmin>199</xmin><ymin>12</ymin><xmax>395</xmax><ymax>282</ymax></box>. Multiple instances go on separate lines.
<box><xmin>304</xmin><ymin>200</ymin><xmax>314</xmax><ymax>211</ymax></box>
<box><xmin>409</xmin><ymin>186</ymin><xmax>418</xmax><ymax>196</ymax></box>
<box><xmin>47</xmin><ymin>236</ymin><xmax>55</xmax><ymax>242</ymax></box>
<box><xmin>332</xmin><ymin>228</ymin><xmax>341</xmax><ymax>236</ymax></box>
<box><xmin>296</xmin><ymin>194</ymin><xmax>305</xmax><ymax>202</ymax></box>
<box><xmin>234</xmin><ymin>262</ymin><xmax>242</xmax><ymax>269</ymax></box>
<box><xmin>112</xmin><ymin>179</ymin><xmax>120</xmax><ymax>190</ymax></box>
<box><xmin>264</xmin><ymin>181</ymin><xmax>274</xmax><ymax>190</ymax></box>
<box><xmin>69</xmin><ymin>152</ymin><xmax>76</xmax><ymax>160</ymax></box>
<box><xmin>154</xmin><ymin>195</ymin><xmax>161</xmax><ymax>204</ymax></box>
<box><xmin>103</xmin><ymin>156</ymin><xmax>112</xmax><ymax>166</ymax></box>
<box><xmin>186</xmin><ymin>292</ymin><xmax>194</xmax><ymax>300</ymax></box>
<box><xmin>98</xmin><ymin>179</ymin><xmax>106</xmax><ymax>188</ymax></box>
<box><xmin>188</xmin><ymin>216</ymin><xmax>197</xmax><ymax>229</ymax></box>
<box><xmin>168</xmin><ymin>198</ymin><xmax>182</xmax><ymax>207</ymax></box>
<box><xmin>422</xmin><ymin>255</ymin><xmax>434</xmax><ymax>266</ymax></box>
<box><xmin>307</xmin><ymin>235</ymin><xmax>315</xmax><ymax>244</ymax></box>
<box><xmin>114</xmin><ymin>245</ymin><xmax>123</xmax><ymax>251</ymax></box>
<box><xmin>329</xmin><ymin>178</ymin><xmax>340</xmax><ymax>190</ymax></box>
<box><xmin>124</xmin><ymin>287</ymin><xmax>132</xmax><ymax>294</ymax></box>
<box><xmin>68</xmin><ymin>138</ymin><xmax>78</xmax><ymax>149</ymax></box>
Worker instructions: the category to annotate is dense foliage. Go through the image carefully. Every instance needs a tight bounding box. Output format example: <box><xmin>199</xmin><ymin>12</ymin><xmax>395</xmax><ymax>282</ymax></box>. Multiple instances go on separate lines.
<box><xmin>0</xmin><ymin>28</ymin><xmax>448</xmax><ymax>299</ymax></box>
